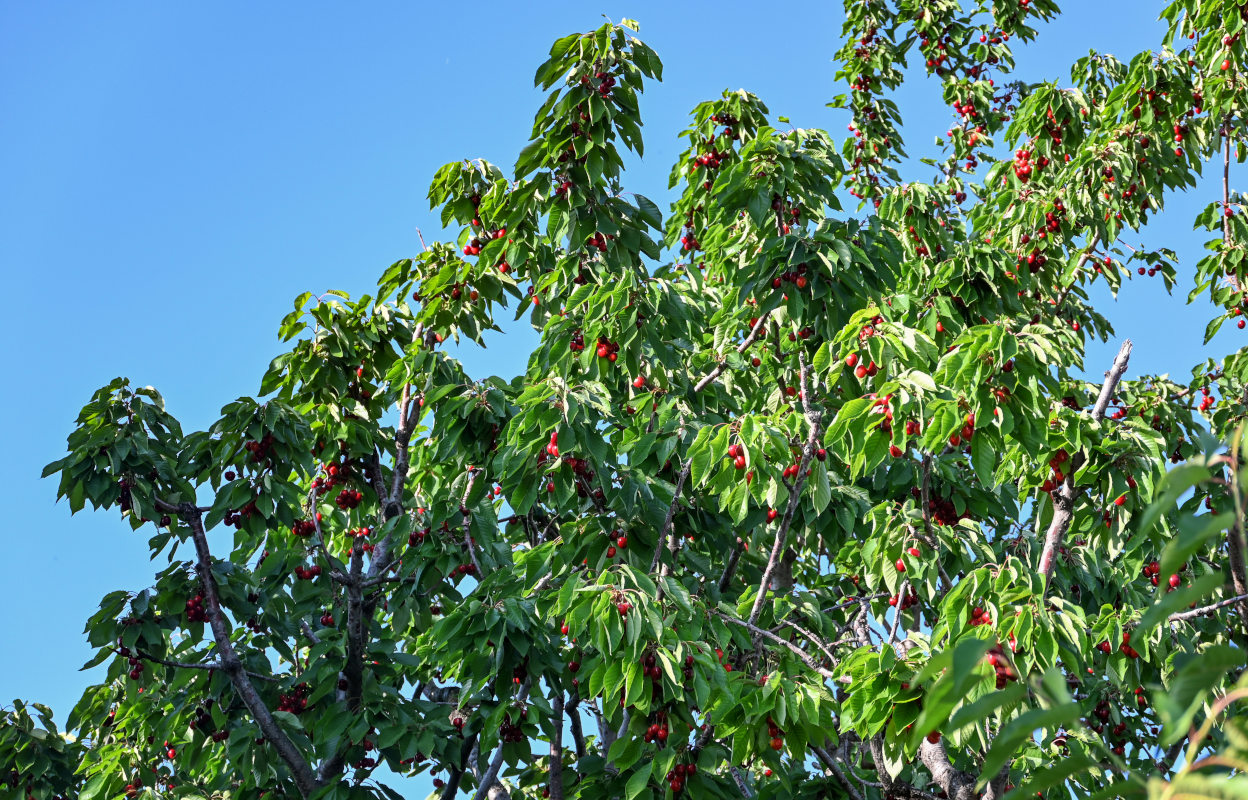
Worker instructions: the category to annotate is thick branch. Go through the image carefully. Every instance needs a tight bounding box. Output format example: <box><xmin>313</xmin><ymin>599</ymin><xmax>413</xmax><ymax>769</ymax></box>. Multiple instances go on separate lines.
<box><xmin>917</xmin><ymin>738</ymin><xmax>976</xmax><ymax>800</ymax></box>
<box><xmin>1038</xmin><ymin>339</ymin><xmax>1133</xmax><ymax>586</ymax></box>
<box><xmin>549</xmin><ymin>693</ymin><xmax>565</xmax><ymax>800</ymax></box>
<box><xmin>566</xmin><ymin>689</ymin><xmax>587</xmax><ymax>760</ymax></box>
<box><xmin>812</xmin><ymin>745</ymin><xmax>866</xmax><ymax>800</ymax></box>
<box><xmin>180</xmin><ymin>505</ymin><xmax>320</xmax><ymax>797</ymax></box>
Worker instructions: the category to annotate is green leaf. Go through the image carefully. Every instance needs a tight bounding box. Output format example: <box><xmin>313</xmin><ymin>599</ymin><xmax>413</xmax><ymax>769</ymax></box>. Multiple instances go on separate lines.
<box><xmin>626</xmin><ymin>759</ymin><xmax>653</xmax><ymax>800</ymax></box>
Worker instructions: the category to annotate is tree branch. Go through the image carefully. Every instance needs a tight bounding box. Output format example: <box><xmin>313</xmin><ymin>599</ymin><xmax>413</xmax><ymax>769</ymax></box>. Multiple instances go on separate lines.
<box><xmin>712</xmin><ymin>610</ymin><xmax>840</xmax><ymax>682</ymax></box>
<box><xmin>747</xmin><ymin>352</ymin><xmax>822</xmax><ymax>629</ymax></box>
<box><xmin>1038</xmin><ymin>339</ymin><xmax>1133</xmax><ymax>587</ymax></box>
<box><xmin>694</xmin><ymin>313</ymin><xmax>771</xmax><ymax>393</ymax></box>
<box><xmin>178</xmin><ymin>504</ymin><xmax>320</xmax><ymax>798</ymax></box>
<box><xmin>549</xmin><ymin>693</ymin><xmax>565</xmax><ymax>800</ymax></box>
<box><xmin>471</xmin><ymin>680</ymin><xmax>531</xmax><ymax>800</ymax></box>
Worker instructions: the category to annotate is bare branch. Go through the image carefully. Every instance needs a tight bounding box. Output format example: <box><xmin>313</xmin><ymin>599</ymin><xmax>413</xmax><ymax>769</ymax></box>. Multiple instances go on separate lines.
<box><xmin>648</xmin><ymin>461</ymin><xmax>692</xmax><ymax>590</ymax></box>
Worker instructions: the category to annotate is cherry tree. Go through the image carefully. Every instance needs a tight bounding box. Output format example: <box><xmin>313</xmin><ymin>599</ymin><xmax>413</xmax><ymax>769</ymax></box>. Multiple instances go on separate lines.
<box><xmin>7</xmin><ymin>2</ymin><xmax>1248</xmax><ymax>799</ymax></box>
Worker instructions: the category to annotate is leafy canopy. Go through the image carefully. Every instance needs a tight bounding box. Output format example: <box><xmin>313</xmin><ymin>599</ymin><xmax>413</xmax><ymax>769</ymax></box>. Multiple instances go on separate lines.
<box><xmin>10</xmin><ymin>3</ymin><xmax>1248</xmax><ymax>800</ymax></box>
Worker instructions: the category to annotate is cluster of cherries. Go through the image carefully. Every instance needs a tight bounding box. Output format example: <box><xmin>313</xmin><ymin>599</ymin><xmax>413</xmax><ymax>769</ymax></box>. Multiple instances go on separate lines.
<box><xmin>582</xmin><ymin>69</ymin><xmax>617</xmax><ymax>97</ymax></box>
<box><xmin>312</xmin><ymin>459</ymin><xmax>356</xmax><ymax>497</ymax></box>
<box><xmin>1097</xmin><ymin>631</ymin><xmax>1141</xmax><ymax>660</ymax></box>
<box><xmin>664</xmin><ymin>762</ymin><xmax>698</xmax><ymax>794</ymax></box>
<box><xmin>770</xmin><ymin>195</ymin><xmax>801</xmax><ymax>235</ymax></box>
<box><xmin>906</xmin><ymin>486</ymin><xmax>968</xmax><ymax>527</ymax></box>
<box><xmin>888</xmin><ymin>589</ymin><xmax>920</xmax><ymax>609</ymax></box>
<box><xmin>185</xmin><ymin>592</ymin><xmax>208</xmax><ymax>623</ymax></box>
<box><xmin>770</xmin><ymin>262</ymin><xmax>810</xmax><ymax>290</ymax></box>
<box><xmin>187</xmin><ymin>699</ymin><xmax>228</xmax><ymax>741</ymax></box>
<box><xmin>243</xmin><ymin>434</ymin><xmax>276</xmax><ymax>465</ymax></box>
<box><xmin>499</xmin><ymin>708</ymin><xmax>527</xmax><ymax>743</ymax></box>
<box><xmin>276</xmin><ymin>682</ymin><xmax>311</xmax><ymax>714</ymax></box>
<box><xmin>595</xmin><ymin>337</ymin><xmax>621</xmax><ymax>361</ymax></box>
<box><xmin>222</xmin><ymin>501</ymin><xmax>259</xmax><ymax>529</ymax></box>
<box><xmin>1011</xmin><ymin>148</ymin><xmax>1043</xmax><ymax>184</ymax></box>
<box><xmin>846</xmin><ymin>352</ymin><xmax>880</xmax><ymax>380</ymax></box>
<box><xmin>585</xmin><ymin>232</ymin><xmax>610</xmax><ymax>252</ymax></box>
<box><xmin>766</xmin><ymin>716</ymin><xmax>786</xmax><ymax>750</ymax></box>
<box><xmin>1038</xmin><ymin>448</ymin><xmax>1071</xmax><ymax>493</ymax></box>
<box><xmin>116</xmin><ymin>642</ymin><xmax>146</xmax><ymax>681</ymax></box>
<box><xmin>291</xmin><ymin>519</ymin><xmax>317</xmax><ymax>537</ymax></box>
<box><xmin>642</xmin><ymin>709</ymin><xmax>673</xmax><ymax>746</ymax></box>
<box><xmin>986</xmin><ymin>645</ymin><xmax>1018</xmax><ymax>689</ymax></box>
<box><xmin>293</xmin><ymin>564</ymin><xmax>323</xmax><ymax>581</ymax></box>
<box><xmin>967</xmin><ymin>605</ymin><xmax>994</xmax><ymax>627</ymax></box>
<box><xmin>335</xmin><ymin>487</ymin><xmax>364</xmax><ymax>510</ymax></box>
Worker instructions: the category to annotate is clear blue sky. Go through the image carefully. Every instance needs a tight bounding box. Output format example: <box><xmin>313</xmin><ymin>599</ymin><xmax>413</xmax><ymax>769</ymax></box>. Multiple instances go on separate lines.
<box><xmin>0</xmin><ymin>0</ymin><xmax>1232</xmax><ymax>790</ymax></box>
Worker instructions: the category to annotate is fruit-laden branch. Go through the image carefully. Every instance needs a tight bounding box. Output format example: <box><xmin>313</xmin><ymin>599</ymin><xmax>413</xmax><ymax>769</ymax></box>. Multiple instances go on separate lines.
<box><xmin>471</xmin><ymin>679</ymin><xmax>531</xmax><ymax>800</ymax></box>
<box><xmin>746</xmin><ymin>351</ymin><xmax>823</xmax><ymax>629</ymax></box>
<box><xmin>548</xmin><ymin>693</ymin><xmax>565</xmax><ymax>800</ymax></box>
<box><xmin>1037</xmin><ymin>339</ymin><xmax>1133</xmax><ymax>586</ymax></box>
<box><xmin>116</xmin><ymin>647</ymin><xmax>278</xmax><ymax>682</ymax></box>
<box><xmin>693</xmin><ymin>312</ymin><xmax>771</xmax><ymax>393</ymax></box>
<box><xmin>168</xmin><ymin>501</ymin><xmax>321</xmax><ymax>798</ymax></box>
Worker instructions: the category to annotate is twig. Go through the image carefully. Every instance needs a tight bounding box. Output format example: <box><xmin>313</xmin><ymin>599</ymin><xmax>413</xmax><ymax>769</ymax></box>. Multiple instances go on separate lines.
<box><xmin>694</xmin><ymin>313</ymin><xmax>771</xmax><ymax>393</ymax></box>
<box><xmin>887</xmin><ymin>579</ymin><xmax>909</xmax><ymax>646</ymax></box>
<box><xmin>712</xmin><ymin>610</ymin><xmax>840</xmax><ymax>681</ymax></box>
<box><xmin>1053</xmin><ymin>234</ymin><xmax>1103</xmax><ymax>309</ymax></box>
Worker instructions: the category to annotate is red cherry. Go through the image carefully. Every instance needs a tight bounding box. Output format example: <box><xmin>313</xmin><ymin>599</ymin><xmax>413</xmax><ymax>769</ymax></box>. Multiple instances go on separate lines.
<box><xmin>895</xmin><ymin>559</ymin><xmax>906</xmax><ymax>572</ymax></box>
